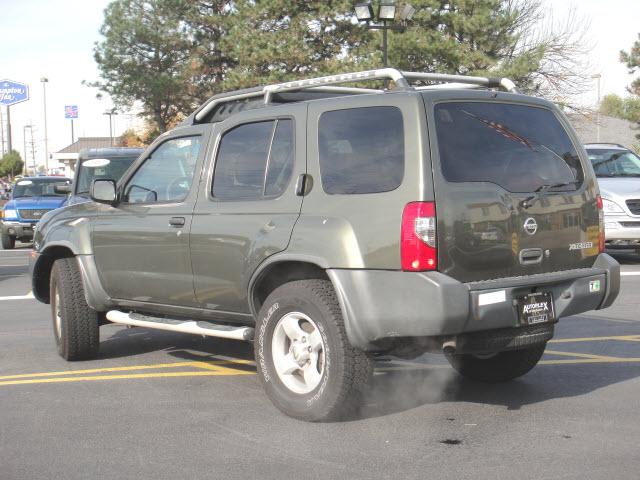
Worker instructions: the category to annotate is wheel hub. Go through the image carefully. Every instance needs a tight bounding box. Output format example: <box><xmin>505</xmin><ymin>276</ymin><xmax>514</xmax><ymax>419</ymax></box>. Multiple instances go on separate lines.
<box><xmin>271</xmin><ymin>312</ymin><xmax>325</xmax><ymax>395</ymax></box>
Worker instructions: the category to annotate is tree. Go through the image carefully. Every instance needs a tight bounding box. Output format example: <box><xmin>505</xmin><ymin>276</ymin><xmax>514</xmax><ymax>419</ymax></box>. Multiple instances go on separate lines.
<box><xmin>620</xmin><ymin>33</ymin><xmax>640</xmax><ymax>96</ymax></box>
<box><xmin>600</xmin><ymin>94</ymin><xmax>640</xmax><ymax>123</ymax></box>
<box><xmin>204</xmin><ymin>1</ymin><xmax>374</xmax><ymax>92</ymax></box>
<box><xmin>91</xmin><ymin>0</ymin><xmax>590</xmax><ymax>129</ymax></box>
<box><xmin>387</xmin><ymin>0</ymin><xmax>589</xmax><ymax>103</ymax></box>
<box><xmin>120</xmin><ymin>128</ymin><xmax>145</xmax><ymax>147</ymax></box>
<box><xmin>91</xmin><ymin>0</ymin><xmax>198</xmax><ymax>132</ymax></box>
<box><xmin>620</xmin><ymin>33</ymin><xmax>640</xmax><ymax>143</ymax></box>
<box><xmin>0</xmin><ymin>150</ymin><xmax>24</xmax><ymax>178</ymax></box>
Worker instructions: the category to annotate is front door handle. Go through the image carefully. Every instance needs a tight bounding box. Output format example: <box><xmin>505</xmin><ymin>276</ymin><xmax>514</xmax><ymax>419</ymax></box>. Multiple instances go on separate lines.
<box><xmin>169</xmin><ymin>216</ymin><xmax>185</xmax><ymax>227</ymax></box>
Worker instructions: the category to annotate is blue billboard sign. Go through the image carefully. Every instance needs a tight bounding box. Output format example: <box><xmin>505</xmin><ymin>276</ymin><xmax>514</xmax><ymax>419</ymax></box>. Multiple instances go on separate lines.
<box><xmin>0</xmin><ymin>79</ymin><xmax>29</xmax><ymax>106</ymax></box>
<box><xmin>64</xmin><ymin>105</ymin><xmax>78</xmax><ymax>119</ymax></box>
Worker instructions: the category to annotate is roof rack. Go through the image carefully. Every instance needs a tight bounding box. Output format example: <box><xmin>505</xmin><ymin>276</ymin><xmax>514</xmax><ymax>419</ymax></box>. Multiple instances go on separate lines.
<box><xmin>193</xmin><ymin>68</ymin><xmax>519</xmax><ymax>123</ymax></box>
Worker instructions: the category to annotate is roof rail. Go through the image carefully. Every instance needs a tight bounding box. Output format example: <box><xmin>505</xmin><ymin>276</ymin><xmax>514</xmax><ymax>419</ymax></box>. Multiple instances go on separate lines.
<box><xmin>193</xmin><ymin>68</ymin><xmax>518</xmax><ymax>123</ymax></box>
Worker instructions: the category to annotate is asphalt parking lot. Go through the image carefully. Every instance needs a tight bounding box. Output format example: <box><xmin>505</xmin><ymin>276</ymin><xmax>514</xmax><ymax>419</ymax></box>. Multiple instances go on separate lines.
<box><xmin>2</xmin><ymin>244</ymin><xmax>640</xmax><ymax>480</ymax></box>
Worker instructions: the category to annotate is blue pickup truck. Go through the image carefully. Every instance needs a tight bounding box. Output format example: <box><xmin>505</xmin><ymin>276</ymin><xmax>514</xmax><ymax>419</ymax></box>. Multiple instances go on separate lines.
<box><xmin>1</xmin><ymin>176</ymin><xmax>71</xmax><ymax>249</ymax></box>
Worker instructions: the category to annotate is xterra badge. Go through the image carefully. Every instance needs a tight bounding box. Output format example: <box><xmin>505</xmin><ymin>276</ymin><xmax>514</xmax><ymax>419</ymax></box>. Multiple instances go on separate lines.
<box><xmin>523</xmin><ymin>217</ymin><xmax>538</xmax><ymax>235</ymax></box>
<box><xmin>569</xmin><ymin>242</ymin><xmax>593</xmax><ymax>251</ymax></box>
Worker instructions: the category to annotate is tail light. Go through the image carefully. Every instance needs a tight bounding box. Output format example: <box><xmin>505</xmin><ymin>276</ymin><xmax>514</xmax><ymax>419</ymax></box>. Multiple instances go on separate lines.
<box><xmin>597</xmin><ymin>194</ymin><xmax>605</xmax><ymax>253</ymax></box>
<box><xmin>401</xmin><ymin>202</ymin><xmax>437</xmax><ymax>271</ymax></box>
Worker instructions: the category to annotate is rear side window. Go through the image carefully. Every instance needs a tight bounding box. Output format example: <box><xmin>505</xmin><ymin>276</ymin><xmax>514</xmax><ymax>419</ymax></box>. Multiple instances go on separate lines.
<box><xmin>212</xmin><ymin>119</ymin><xmax>294</xmax><ymax>200</ymax></box>
<box><xmin>318</xmin><ymin>106</ymin><xmax>404</xmax><ymax>194</ymax></box>
<box><xmin>434</xmin><ymin>102</ymin><xmax>583</xmax><ymax>192</ymax></box>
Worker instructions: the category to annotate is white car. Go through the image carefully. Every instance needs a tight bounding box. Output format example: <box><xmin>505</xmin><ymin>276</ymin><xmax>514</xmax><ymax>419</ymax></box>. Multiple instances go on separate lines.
<box><xmin>585</xmin><ymin>143</ymin><xmax>640</xmax><ymax>251</ymax></box>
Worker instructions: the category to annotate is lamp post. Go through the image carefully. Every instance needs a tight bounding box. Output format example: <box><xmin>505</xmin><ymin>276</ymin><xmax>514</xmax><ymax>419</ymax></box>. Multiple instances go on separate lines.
<box><xmin>40</xmin><ymin>77</ymin><xmax>49</xmax><ymax>173</ymax></box>
<box><xmin>355</xmin><ymin>1</ymin><xmax>415</xmax><ymax>68</ymax></box>
<box><xmin>23</xmin><ymin>125</ymin><xmax>33</xmax><ymax>176</ymax></box>
<box><xmin>591</xmin><ymin>73</ymin><xmax>602</xmax><ymax>142</ymax></box>
<box><xmin>103</xmin><ymin>109</ymin><xmax>118</xmax><ymax>146</ymax></box>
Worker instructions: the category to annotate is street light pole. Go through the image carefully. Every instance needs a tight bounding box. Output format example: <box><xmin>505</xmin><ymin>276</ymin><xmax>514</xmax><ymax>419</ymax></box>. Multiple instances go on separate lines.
<box><xmin>23</xmin><ymin>125</ymin><xmax>32</xmax><ymax>176</ymax></box>
<box><xmin>40</xmin><ymin>78</ymin><xmax>49</xmax><ymax>173</ymax></box>
<box><xmin>103</xmin><ymin>110</ymin><xmax>118</xmax><ymax>146</ymax></box>
<box><xmin>591</xmin><ymin>74</ymin><xmax>602</xmax><ymax>143</ymax></box>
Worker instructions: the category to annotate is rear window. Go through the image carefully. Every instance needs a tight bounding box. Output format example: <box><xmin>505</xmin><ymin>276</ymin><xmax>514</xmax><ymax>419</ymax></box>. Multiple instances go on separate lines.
<box><xmin>434</xmin><ymin>102</ymin><xmax>583</xmax><ymax>192</ymax></box>
<box><xmin>318</xmin><ymin>106</ymin><xmax>404</xmax><ymax>194</ymax></box>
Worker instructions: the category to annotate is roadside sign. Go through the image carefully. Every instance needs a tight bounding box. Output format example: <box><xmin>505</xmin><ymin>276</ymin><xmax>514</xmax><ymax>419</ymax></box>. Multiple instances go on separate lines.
<box><xmin>64</xmin><ymin>105</ymin><xmax>78</xmax><ymax>119</ymax></box>
<box><xmin>0</xmin><ymin>79</ymin><xmax>29</xmax><ymax>106</ymax></box>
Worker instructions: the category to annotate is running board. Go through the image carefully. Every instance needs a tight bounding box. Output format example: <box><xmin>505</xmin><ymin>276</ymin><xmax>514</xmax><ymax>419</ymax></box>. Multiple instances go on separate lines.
<box><xmin>105</xmin><ymin>310</ymin><xmax>254</xmax><ymax>341</ymax></box>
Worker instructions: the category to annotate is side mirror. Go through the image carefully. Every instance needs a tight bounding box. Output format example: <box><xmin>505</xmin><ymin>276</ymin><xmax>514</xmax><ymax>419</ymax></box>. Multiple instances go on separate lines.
<box><xmin>90</xmin><ymin>179</ymin><xmax>117</xmax><ymax>205</ymax></box>
<box><xmin>54</xmin><ymin>184</ymin><xmax>72</xmax><ymax>194</ymax></box>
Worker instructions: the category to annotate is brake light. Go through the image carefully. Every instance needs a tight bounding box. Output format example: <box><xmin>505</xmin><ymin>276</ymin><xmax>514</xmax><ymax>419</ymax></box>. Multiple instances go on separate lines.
<box><xmin>401</xmin><ymin>202</ymin><xmax>437</xmax><ymax>271</ymax></box>
<box><xmin>597</xmin><ymin>194</ymin><xmax>605</xmax><ymax>253</ymax></box>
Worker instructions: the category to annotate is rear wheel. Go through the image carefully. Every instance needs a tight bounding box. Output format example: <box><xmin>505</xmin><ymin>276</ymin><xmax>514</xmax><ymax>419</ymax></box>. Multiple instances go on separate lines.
<box><xmin>255</xmin><ymin>279</ymin><xmax>372</xmax><ymax>421</ymax></box>
<box><xmin>1</xmin><ymin>233</ymin><xmax>15</xmax><ymax>249</ymax></box>
<box><xmin>50</xmin><ymin>257</ymin><xmax>99</xmax><ymax>360</ymax></box>
<box><xmin>445</xmin><ymin>344</ymin><xmax>546</xmax><ymax>382</ymax></box>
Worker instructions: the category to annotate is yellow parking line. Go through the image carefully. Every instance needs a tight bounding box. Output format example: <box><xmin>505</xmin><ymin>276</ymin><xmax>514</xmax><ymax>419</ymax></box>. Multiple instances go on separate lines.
<box><xmin>549</xmin><ymin>335</ymin><xmax>640</xmax><ymax>343</ymax></box>
<box><xmin>0</xmin><ymin>370</ymin><xmax>255</xmax><ymax>387</ymax></box>
<box><xmin>544</xmin><ymin>349</ymin><xmax>621</xmax><ymax>361</ymax></box>
<box><xmin>0</xmin><ymin>360</ymin><xmax>254</xmax><ymax>381</ymax></box>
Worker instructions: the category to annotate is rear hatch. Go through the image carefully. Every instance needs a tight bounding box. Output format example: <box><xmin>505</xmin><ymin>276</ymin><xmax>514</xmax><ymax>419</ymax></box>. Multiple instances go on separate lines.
<box><xmin>426</xmin><ymin>95</ymin><xmax>600</xmax><ymax>283</ymax></box>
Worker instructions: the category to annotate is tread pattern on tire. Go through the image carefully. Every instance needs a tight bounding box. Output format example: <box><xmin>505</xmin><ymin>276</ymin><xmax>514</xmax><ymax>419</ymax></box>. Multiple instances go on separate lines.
<box><xmin>446</xmin><ymin>343</ymin><xmax>546</xmax><ymax>383</ymax></box>
<box><xmin>303</xmin><ymin>279</ymin><xmax>372</xmax><ymax>419</ymax></box>
<box><xmin>52</xmin><ymin>257</ymin><xmax>99</xmax><ymax>360</ymax></box>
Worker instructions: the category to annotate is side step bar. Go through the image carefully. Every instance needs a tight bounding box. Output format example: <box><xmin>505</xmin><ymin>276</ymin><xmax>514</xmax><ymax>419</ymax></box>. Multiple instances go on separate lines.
<box><xmin>105</xmin><ymin>310</ymin><xmax>254</xmax><ymax>341</ymax></box>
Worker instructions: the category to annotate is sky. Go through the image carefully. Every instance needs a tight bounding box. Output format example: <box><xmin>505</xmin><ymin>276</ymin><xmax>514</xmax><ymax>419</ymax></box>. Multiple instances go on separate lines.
<box><xmin>1</xmin><ymin>0</ymin><xmax>639</xmax><ymax>170</ymax></box>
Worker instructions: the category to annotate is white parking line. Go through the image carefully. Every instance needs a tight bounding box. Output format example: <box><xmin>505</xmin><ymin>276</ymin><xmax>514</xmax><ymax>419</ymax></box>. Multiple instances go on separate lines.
<box><xmin>621</xmin><ymin>271</ymin><xmax>640</xmax><ymax>276</ymax></box>
<box><xmin>0</xmin><ymin>292</ymin><xmax>34</xmax><ymax>301</ymax></box>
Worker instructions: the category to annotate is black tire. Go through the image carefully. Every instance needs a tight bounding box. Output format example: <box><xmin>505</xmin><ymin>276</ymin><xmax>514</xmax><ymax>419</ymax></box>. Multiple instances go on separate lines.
<box><xmin>255</xmin><ymin>279</ymin><xmax>372</xmax><ymax>422</ymax></box>
<box><xmin>1</xmin><ymin>233</ymin><xmax>15</xmax><ymax>249</ymax></box>
<box><xmin>50</xmin><ymin>257</ymin><xmax>99</xmax><ymax>360</ymax></box>
<box><xmin>445</xmin><ymin>344</ymin><xmax>546</xmax><ymax>383</ymax></box>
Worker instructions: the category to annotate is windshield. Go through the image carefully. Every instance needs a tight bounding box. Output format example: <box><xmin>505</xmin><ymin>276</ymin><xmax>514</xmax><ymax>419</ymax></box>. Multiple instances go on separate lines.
<box><xmin>586</xmin><ymin>149</ymin><xmax>640</xmax><ymax>177</ymax></box>
<box><xmin>12</xmin><ymin>178</ymin><xmax>71</xmax><ymax>198</ymax></box>
<box><xmin>76</xmin><ymin>156</ymin><xmax>138</xmax><ymax>194</ymax></box>
<box><xmin>434</xmin><ymin>102</ymin><xmax>584</xmax><ymax>193</ymax></box>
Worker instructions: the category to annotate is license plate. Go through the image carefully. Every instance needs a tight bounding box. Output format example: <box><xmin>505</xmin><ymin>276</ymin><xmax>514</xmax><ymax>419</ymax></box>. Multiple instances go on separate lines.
<box><xmin>517</xmin><ymin>292</ymin><xmax>555</xmax><ymax>325</ymax></box>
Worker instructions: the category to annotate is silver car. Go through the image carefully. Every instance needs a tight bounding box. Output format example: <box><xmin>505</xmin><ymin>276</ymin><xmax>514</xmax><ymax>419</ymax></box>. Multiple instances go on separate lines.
<box><xmin>585</xmin><ymin>143</ymin><xmax>640</xmax><ymax>251</ymax></box>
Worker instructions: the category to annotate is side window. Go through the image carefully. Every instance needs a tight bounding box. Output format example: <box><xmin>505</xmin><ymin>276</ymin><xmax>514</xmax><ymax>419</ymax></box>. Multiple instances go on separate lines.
<box><xmin>212</xmin><ymin>119</ymin><xmax>294</xmax><ymax>200</ymax></box>
<box><xmin>318</xmin><ymin>106</ymin><xmax>404</xmax><ymax>194</ymax></box>
<box><xmin>124</xmin><ymin>136</ymin><xmax>201</xmax><ymax>204</ymax></box>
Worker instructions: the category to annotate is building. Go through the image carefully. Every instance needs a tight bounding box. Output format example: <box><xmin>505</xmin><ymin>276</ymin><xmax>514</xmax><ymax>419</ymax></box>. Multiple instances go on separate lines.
<box><xmin>51</xmin><ymin>136</ymin><xmax>123</xmax><ymax>177</ymax></box>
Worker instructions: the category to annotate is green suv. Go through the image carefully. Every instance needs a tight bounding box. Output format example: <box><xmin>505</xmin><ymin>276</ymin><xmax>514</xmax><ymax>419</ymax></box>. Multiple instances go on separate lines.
<box><xmin>30</xmin><ymin>69</ymin><xmax>620</xmax><ymax>421</ymax></box>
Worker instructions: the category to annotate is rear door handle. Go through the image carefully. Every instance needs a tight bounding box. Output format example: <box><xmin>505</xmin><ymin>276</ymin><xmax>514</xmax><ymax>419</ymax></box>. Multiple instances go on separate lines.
<box><xmin>169</xmin><ymin>216</ymin><xmax>185</xmax><ymax>227</ymax></box>
<box><xmin>519</xmin><ymin>248</ymin><xmax>543</xmax><ymax>265</ymax></box>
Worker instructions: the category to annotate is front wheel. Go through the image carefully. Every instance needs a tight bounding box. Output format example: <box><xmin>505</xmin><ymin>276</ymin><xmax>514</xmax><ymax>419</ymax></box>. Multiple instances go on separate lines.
<box><xmin>1</xmin><ymin>233</ymin><xmax>15</xmax><ymax>249</ymax></box>
<box><xmin>255</xmin><ymin>279</ymin><xmax>372</xmax><ymax>421</ymax></box>
<box><xmin>50</xmin><ymin>257</ymin><xmax>100</xmax><ymax>360</ymax></box>
<box><xmin>445</xmin><ymin>344</ymin><xmax>546</xmax><ymax>383</ymax></box>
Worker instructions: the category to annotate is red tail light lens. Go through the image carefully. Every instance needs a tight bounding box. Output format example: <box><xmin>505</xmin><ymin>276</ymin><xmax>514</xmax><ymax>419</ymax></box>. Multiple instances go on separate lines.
<box><xmin>597</xmin><ymin>194</ymin><xmax>605</xmax><ymax>253</ymax></box>
<box><xmin>401</xmin><ymin>202</ymin><xmax>437</xmax><ymax>271</ymax></box>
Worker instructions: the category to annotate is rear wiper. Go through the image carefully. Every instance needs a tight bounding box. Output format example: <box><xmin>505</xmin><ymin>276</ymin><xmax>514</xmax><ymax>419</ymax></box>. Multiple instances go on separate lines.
<box><xmin>520</xmin><ymin>181</ymin><xmax>579</xmax><ymax>209</ymax></box>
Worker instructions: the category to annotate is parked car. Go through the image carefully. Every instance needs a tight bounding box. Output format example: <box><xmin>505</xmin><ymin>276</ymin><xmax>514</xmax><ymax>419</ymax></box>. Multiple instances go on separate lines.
<box><xmin>56</xmin><ymin>147</ymin><xmax>143</xmax><ymax>206</ymax></box>
<box><xmin>585</xmin><ymin>143</ymin><xmax>640</xmax><ymax>252</ymax></box>
<box><xmin>30</xmin><ymin>69</ymin><xmax>619</xmax><ymax>421</ymax></box>
<box><xmin>1</xmin><ymin>176</ymin><xmax>71</xmax><ymax>249</ymax></box>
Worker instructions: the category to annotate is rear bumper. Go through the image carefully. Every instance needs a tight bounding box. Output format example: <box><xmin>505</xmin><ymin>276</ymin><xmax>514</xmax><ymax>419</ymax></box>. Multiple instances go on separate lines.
<box><xmin>328</xmin><ymin>253</ymin><xmax>620</xmax><ymax>350</ymax></box>
<box><xmin>1</xmin><ymin>221</ymin><xmax>35</xmax><ymax>239</ymax></box>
